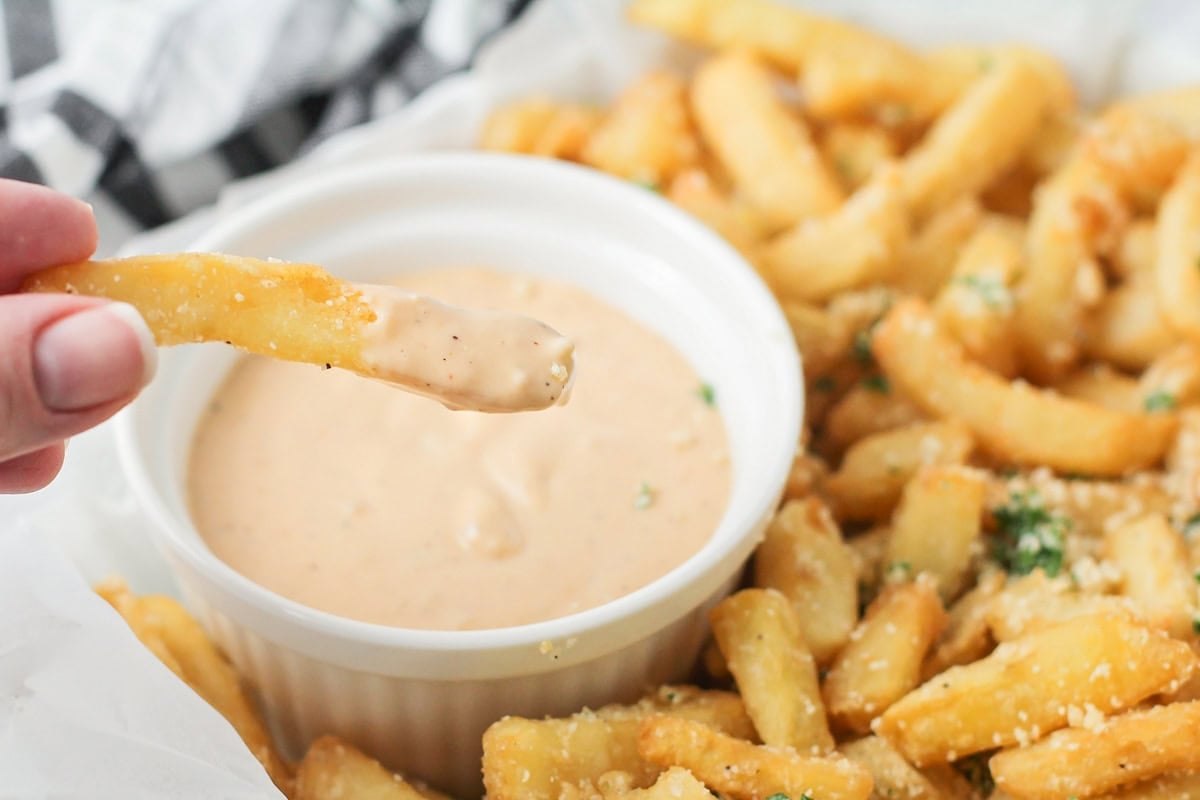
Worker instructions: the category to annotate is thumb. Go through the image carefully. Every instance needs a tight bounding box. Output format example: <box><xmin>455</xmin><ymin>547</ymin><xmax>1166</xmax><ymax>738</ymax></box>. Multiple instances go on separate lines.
<box><xmin>0</xmin><ymin>294</ymin><xmax>157</xmax><ymax>463</ymax></box>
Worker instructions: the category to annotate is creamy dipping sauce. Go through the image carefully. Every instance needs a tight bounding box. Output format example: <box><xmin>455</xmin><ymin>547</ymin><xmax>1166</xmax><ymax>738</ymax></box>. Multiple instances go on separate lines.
<box><xmin>188</xmin><ymin>267</ymin><xmax>731</xmax><ymax>630</ymax></box>
<box><xmin>354</xmin><ymin>285</ymin><xmax>574</xmax><ymax>413</ymax></box>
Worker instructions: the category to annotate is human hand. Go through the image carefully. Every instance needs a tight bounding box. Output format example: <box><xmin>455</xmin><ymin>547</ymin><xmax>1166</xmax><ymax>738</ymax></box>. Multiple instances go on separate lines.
<box><xmin>0</xmin><ymin>179</ymin><xmax>156</xmax><ymax>493</ymax></box>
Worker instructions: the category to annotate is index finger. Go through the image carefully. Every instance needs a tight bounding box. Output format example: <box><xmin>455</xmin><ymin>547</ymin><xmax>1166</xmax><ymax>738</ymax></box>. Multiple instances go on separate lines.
<box><xmin>0</xmin><ymin>179</ymin><xmax>98</xmax><ymax>293</ymax></box>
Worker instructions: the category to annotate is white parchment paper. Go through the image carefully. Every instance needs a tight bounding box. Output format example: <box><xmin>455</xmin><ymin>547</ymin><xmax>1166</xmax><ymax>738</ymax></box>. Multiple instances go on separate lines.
<box><xmin>3</xmin><ymin>0</ymin><xmax>1200</xmax><ymax>795</ymax></box>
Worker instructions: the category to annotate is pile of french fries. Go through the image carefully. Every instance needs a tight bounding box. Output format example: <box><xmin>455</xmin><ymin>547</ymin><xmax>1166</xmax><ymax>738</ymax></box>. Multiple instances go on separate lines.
<box><xmin>96</xmin><ymin>1</ymin><xmax>1200</xmax><ymax>798</ymax></box>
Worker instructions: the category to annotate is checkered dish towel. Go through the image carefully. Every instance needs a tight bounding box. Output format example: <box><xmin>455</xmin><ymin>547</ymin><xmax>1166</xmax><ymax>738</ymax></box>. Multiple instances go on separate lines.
<box><xmin>0</xmin><ymin>0</ymin><xmax>530</xmax><ymax>245</ymax></box>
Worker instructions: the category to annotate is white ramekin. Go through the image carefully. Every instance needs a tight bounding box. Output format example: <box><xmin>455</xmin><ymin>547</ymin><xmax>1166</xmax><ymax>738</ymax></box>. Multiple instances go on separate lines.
<box><xmin>114</xmin><ymin>153</ymin><xmax>802</xmax><ymax>797</ymax></box>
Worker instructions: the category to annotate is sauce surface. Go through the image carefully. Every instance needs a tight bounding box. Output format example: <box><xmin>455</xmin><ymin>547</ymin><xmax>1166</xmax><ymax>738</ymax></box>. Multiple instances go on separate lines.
<box><xmin>355</xmin><ymin>284</ymin><xmax>574</xmax><ymax>412</ymax></box>
<box><xmin>188</xmin><ymin>267</ymin><xmax>730</xmax><ymax>630</ymax></box>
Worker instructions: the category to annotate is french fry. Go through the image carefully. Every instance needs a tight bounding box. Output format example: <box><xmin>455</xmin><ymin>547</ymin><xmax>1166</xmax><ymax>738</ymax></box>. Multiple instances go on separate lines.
<box><xmin>886</xmin><ymin>465</ymin><xmax>985</xmax><ymax>600</ymax></box>
<box><xmin>1111</xmin><ymin>218</ymin><xmax>1158</xmax><ymax>280</ymax></box>
<box><xmin>710</xmin><ymin>589</ymin><xmax>833</xmax><ymax>753</ymax></box>
<box><xmin>823</xmin><ymin>419</ymin><xmax>975</xmax><ymax>522</ymax></box>
<box><xmin>822</xmin><ymin>384</ymin><xmax>925</xmax><ymax>457</ymax></box>
<box><xmin>983</xmin><ymin>570</ymin><xmax>1141</xmax><ymax>642</ymax></box>
<box><xmin>482</xmin><ymin>687</ymin><xmax>754</xmax><ymax>800</ymax></box>
<box><xmin>1104</xmin><ymin>513</ymin><xmax>1196</xmax><ymax>638</ymax></box>
<box><xmin>480</xmin><ymin>99</ymin><xmax>600</xmax><ymax>159</ymax></box>
<box><xmin>784</xmin><ymin>448</ymin><xmax>831</xmax><ymax>501</ymax></box>
<box><xmin>922</xmin><ymin>570</ymin><xmax>1005</xmax><ymax>679</ymax></box>
<box><xmin>629</xmin><ymin>0</ymin><xmax>934</xmax><ymax>126</ymax></box>
<box><xmin>1096</xmin><ymin>771</ymin><xmax>1200</xmax><ymax>800</ymax></box>
<box><xmin>1168</xmin><ymin>408</ymin><xmax>1200</xmax><ymax>511</ymax></box>
<box><xmin>933</xmin><ymin>217</ymin><xmax>1024</xmax><ymax>377</ymax></box>
<box><xmin>782</xmin><ymin>301</ymin><xmax>854</xmax><ymax>381</ymax></box>
<box><xmin>690</xmin><ymin>50</ymin><xmax>843</xmax><ymax>230</ymax></box>
<box><xmin>872</xmin><ymin>298</ymin><xmax>1177</xmax><ymax>476</ymax></box>
<box><xmin>984</xmin><ymin>469</ymin><xmax>1177</xmax><ymax>539</ymax></box>
<box><xmin>294</xmin><ymin>736</ymin><xmax>428</xmax><ymax>800</ymax></box>
<box><xmin>1118</xmin><ymin>85</ymin><xmax>1200</xmax><ymax>140</ymax></box>
<box><xmin>875</xmin><ymin>613</ymin><xmax>1198</xmax><ymax>765</ymax></box>
<box><xmin>22</xmin><ymin>254</ymin><xmax>574</xmax><ymax>413</ymax></box>
<box><xmin>890</xmin><ymin>198</ymin><xmax>983</xmax><ymax>298</ymax></box>
<box><xmin>627</xmin><ymin>0</ymin><xmax>816</xmax><ymax>72</ymax></box>
<box><xmin>96</xmin><ymin>580</ymin><xmax>293</xmax><ymax>793</ymax></box>
<box><xmin>610</xmin><ymin>767</ymin><xmax>714</xmax><ymax>800</ymax></box>
<box><xmin>821</xmin><ymin>123</ymin><xmax>898</xmax><ymax>191</ymax></box>
<box><xmin>1017</xmin><ymin>110</ymin><xmax>1189</xmax><ymax>381</ymax></box>
<box><xmin>1053</xmin><ymin>364</ymin><xmax>1143</xmax><ymax>414</ymax></box>
<box><xmin>840</xmin><ymin>736</ymin><xmax>971</xmax><ymax>800</ymax></box>
<box><xmin>764</xmin><ymin>165</ymin><xmax>909</xmax><ymax>302</ymax></box>
<box><xmin>1139</xmin><ymin>342</ymin><xmax>1200</xmax><ymax>411</ymax></box>
<box><xmin>900</xmin><ymin>54</ymin><xmax>1049</xmax><ymax>221</ymax></box>
<box><xmin>581</xmin><ymin>72</ymin><xmax>699</xmax><ymax>184</ymax></box>
<box><xmin>823</xmin><ymin>579</ymin><xmax>947</xmax><ymax>733</ymax></box>
<box><xmin>1146</xmin><ymin>234</ymin><xmax>1200</xmax><ymax>350</ymax></box>
<box><xmin>847</xmin><ymin>525</ymin><xmax>891</xmax><ymax>592</ymax></box>
<box><xmin>637</xmin><ymin>715</ymin><xmax>874</xmax><ymax>800</ymax></box>
<box><xmin>1084</xmin><ymin>273</ymin><xmax>1178</xmax><ymax>371</ymax></box>
<box><xmin>667</xmin><ymin>168</ymin><xmax>769</xmax><ymax>267</ymax></box>
<box><xmin>753</xmin><ymin>498</ymin><xmax>859</xmax><ymax>665</ymax></box>
<box><xmin>990</xmin><ymin>701</ymin><xmax>1200</xmax><ymax>800</ymax></box>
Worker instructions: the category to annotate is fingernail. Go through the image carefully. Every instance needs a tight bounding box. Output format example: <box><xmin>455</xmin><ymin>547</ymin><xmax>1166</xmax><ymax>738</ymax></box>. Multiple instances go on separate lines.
<box><xmin>34</xmin><ymin>302</ymin><xmax>158</xmax><ymax>412</ymax></box>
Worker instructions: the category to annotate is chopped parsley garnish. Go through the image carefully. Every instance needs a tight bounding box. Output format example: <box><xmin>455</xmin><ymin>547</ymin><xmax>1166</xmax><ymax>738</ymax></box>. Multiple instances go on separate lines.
<box><xmin>1185</xmin><ymin>512</ymin><xmax>1200</xmax><ymax>539</ymax></box>
<box><xmin>766</xmin><ymin>794</ymin><xmax>790</xmax><ymax>800</ymax></box>
<box><xmin>697</xmin><ymin>382</ymin><xmax>716</xmax><ymax>407</ymax></box>
<box><xmin>954</xmin><ymin>753</ymin><xmax>995</xmax><ymax>795</ymax></box>
<box><xmin>813</xmin><ymin>375</ymin><xmax>836</xmax><ymax>393</ymax></box>
<box><xmin>885</xmin><ymin>560</ymin><xmax>912</xmax><ymax>582</ymax></box>
<box><xmin>1193</xmin><ymin>569</ymin><xmax>1200</xmax><ymax>584</ymax></box>
<box><xmin>954</xmin><ymin>274</ymin><xmax>1012</xmax><ymax>310</ymax></box>
<box><xmin>1144</xmin><ymin>390</ymin><xmax>1178</xmax><ymax>413</ymax></box>
<box><xmin>852</xmin><ymin>328</ymin><xmax>874</xmax><ymax>364</ymax></box>
<box><xmin>1193</xmin><ymin>614</ymin><xmax>1200</xmax><ymax>635</ymax></box>
<box><xmin>992</xmin><ymin>491</ymin><xmax>1069</xmax><ymax>577</ymax></box>
<box><xmin>634</xmin><ymin>482</ymin><xmax>656</xmax><ymax>510</ymax></box>
<box><xmin>633</xmin><ymin>177</ymin><xmax>660</xmax><ymax>192</ymax></box>
<box><xmin>861</xmin><ymin>374</ymin><xmax>890</xmax><ymax>394</ymax></box>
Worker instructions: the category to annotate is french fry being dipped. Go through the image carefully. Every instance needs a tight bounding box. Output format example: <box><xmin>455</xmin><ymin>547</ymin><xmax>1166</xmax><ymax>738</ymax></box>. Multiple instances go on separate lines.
<box><xmin>22</xmin><ymin>253</ymin><xmax>575</xmax><ymax>413</ymax></box>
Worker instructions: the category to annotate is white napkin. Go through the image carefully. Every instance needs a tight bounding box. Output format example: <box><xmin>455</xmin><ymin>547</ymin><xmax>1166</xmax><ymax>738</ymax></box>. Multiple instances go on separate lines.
<box><xmin>2</xmin><ymin>0</ymin><xmax>1200</xmax><ymax>795</ymax></box>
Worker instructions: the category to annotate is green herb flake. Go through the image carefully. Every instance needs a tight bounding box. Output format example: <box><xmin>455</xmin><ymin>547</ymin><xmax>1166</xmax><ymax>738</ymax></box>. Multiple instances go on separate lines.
<box><xmin>1193</xmin><ymin>614</ymin><xmax>1200</xmax><ymax>635</ymax></box>
<box><xmin>813</xmin><ymin>375</ymin><xmax>836</xmax><ymax>393</ymax></box>
<box><xmin>954</xmin><ymin>274</ymin><xmax>1012</xmax><ymax>310</ymax></box>
<box><xmin>1185</xmin><ymin>512</ymin><xmax>1200</xmax><ymax>539</ymax></box>
<box><xmin>1193</xmin><ymin>569</ymin><xmax>1200</xmax><ymax>584</ymax></box>
<box><xmin>633</xmin><ymin>177</ymin><xmax>660</xmax><ymax>193</ymax></box>
<box><xmin>861</xmin><ymin>373</ymin><xmax>890</xmax><ymax>394</ymax></box>
<box><xmin>1144</xmin><ymin>390</ymin><xmax>1178</xmax><ymax>413</ymax></box>
<box><xmin>886</xmin><ymin>560</ymin><xmax>912</xmax><ymax>582</ymax></box>
<box><xmin>992</xmin><ymin>491</ymin><xmax>1069</xmax><ymax>577</ymax></box>
<box><xmin>697</xmin><ymin>382</ymin><xmax>716</xmax><ymax>407</ymax></box>
<box><xmin>852</xmin><ymin>328</ymin><xmax>874</xmax><ymax>364</ymax></box>
<box><xmin>634</xmin><ymin>482</ymin><xmax>656</xmax><ymax>510</ymax></box>
<box><xmin>954</xmin><ymin>753</ymin><xmax>996</xmax><ymax>795</ymax></box>
<box><xmin>766</xmin><ymin>794</ymin><xmax>790</xmax><ymax>800</ymax></box>
<box><xmin>979</xmin><ymin>54</ymin><xmax>995</xmax><ymax>71</ymax></box>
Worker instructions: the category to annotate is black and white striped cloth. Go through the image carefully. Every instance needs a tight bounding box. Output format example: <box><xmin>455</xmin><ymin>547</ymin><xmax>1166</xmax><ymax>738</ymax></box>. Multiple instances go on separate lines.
<box><xmin>0</xmin><ymin>0</ymin><xmax>531</xmax><ymax>243</ymax></box>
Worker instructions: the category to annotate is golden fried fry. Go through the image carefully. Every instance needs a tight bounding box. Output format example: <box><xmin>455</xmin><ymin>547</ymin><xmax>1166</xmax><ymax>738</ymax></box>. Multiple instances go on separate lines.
<box><xmin>481</xmin><ymin>687</ymin><xmax>754</xmax><ymax>800</ymax></box>
<box><xmin>753</xmin><ymin>498</ymin><xmax>859</xmax><ymax>665</ymax></box>
<box><xmin>710</xmin><ymin>589</ymin><xmax>833</xmax><ymax>753</ymax></box>
<box><xmin>690</xmin><ymin>50</ymin><xmax>843</xmax><ymax>229</ymax></box>
<box><xmin>823</xmin><ymin>579</ymin><xmax>947</xmax><ymax>733</ymax></box>
<box><xmin>872</xmin><ymin>298</ymin><xmax>1177</xmax><ymax>476</ymax></box>
<box><xmin>638</xmin><ymin>715</ymin><xmax>874</xmax><ymax>800</ymax></box>
<box><xmin>295</xmin><ymin>736</ymin><xmax>429</xmax><ymax>800</ymax></box>
<box><xmin>23</xmin><ymin>254</ymin><xmax>574</xmax><ymax>413</ymax></box>
<box><xmin>886</xmin><ymin>465</ymin><xmax>984</xmax><ymax>600</ymax></box>
<box><xmin>876</xmin><ymin>613</ymin><xmax>1198</xmax><ymax>765</ymax></box>
<box><xmin>990</xmin><ymin>701</ymin><xmax>1200</xmax><ymax>800</ymax></box>
<box><xmin>96</xmin><ymin>580</ymin><xmax>293</xmax><ymax>793</ymax></box>
<box><xmin>582</xmin><ymin>72</ymin><xmax>699</xmax><ymax>184</ymax></box>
